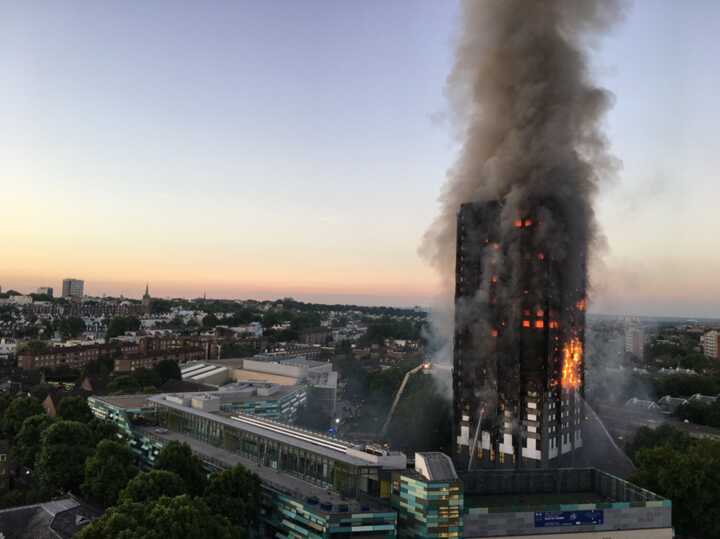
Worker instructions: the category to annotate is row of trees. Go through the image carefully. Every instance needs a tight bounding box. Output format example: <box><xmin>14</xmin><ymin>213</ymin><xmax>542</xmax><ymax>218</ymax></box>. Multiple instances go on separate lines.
<box><xmin>78</xmin><ymin>441</ymin><xmax>261</xmax><ymax>538</ymax></box>
<box><xmin>1</xmin><ymin>393</ymin><xmax>262</xmax><ymax>538</ymax></box>
<box><xmin>674</xmin><ymin>399</ymin><xmax>720</xmax><ymax>428</ymax></box>
<box><xmin>357</xmin><ymin>316</ymin><xmax>425</xmax><ymax>346</ymax></box>
<box><xmin>0</xmin><ymin>394</ymin><xmax>117</xmax><ymax>507</ymax></box>
<box><xmin>104</xmin><ymin>359</ymin><xmax>182</xmax><ymax>395</ymax></box>
<box><xmin>628</xmin><ymin>425</ymin><xmax>720</xmax><ymax>539</ymax></box>
<box><xmin>652</xmin><ymin>373</ymin><xmax>720</xmax><ymax>399</ymax></box>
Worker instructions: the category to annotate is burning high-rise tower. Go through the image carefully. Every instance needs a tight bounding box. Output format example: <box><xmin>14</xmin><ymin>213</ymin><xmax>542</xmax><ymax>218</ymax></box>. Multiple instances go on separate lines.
<box><xmin>420</xmin><ymin>0</ymin><xmax>621</xmax><ymax>470</ymax></box>
<box><xmin>453</xmin><ymin>200</ymin><xmax>587</xmax><ymax>469</ymax></box>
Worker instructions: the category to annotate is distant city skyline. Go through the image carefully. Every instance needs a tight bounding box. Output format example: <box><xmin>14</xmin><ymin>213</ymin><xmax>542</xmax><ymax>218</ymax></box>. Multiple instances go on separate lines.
<box><xmin>3</xmin><ymin>1</ymin><xmax>720</xmax><ymax>317</ymax></box>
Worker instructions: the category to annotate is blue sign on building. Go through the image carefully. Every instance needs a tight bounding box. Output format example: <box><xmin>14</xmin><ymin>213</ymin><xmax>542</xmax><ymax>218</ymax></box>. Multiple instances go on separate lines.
<box><xmin>534</xmin><ymin>510</ymin><xmax>604</xmax><ymax>527</ymax></box>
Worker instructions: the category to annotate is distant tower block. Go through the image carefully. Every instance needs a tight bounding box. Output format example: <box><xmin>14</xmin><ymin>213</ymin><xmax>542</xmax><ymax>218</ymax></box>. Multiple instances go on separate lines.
<box><xmin>453</xmin><ymin>201</ymin><xmax>587</xmax><ymax>470</ymax></box>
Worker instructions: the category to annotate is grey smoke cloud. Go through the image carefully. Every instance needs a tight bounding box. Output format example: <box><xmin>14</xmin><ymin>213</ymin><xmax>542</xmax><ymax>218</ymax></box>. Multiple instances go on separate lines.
<box><xmin>421</xmin><ymin>0</ymin><xmax>623</xmax><ymax>322</ymax></box>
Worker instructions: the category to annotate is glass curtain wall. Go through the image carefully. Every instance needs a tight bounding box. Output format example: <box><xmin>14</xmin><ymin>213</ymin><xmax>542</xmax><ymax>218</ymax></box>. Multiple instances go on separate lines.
<box><xmin>157</xmin><ymin>405</ymin><xmax>379</xmax><ymax>497</ymax></box>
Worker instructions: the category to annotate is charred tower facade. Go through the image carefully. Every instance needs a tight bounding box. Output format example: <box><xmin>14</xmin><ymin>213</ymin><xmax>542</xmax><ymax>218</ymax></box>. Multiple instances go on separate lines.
<box><xmin>453</xmin><ymin>201</ymin><xmax>586</xmax><ymax>470</ymax></box>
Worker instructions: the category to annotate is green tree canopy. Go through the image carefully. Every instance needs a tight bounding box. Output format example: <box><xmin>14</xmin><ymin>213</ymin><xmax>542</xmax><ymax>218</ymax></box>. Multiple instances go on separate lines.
<box><xmin>204</xmin><ymin>465</ymin><xmax>261</xmax><ymax>529</ymax></box>
<box><xmin>106</xmin><ymin>375</ymin><xmax>142</xmax><ymax>394</ymax></box>
<box><xmin>36</xmin><ymin>420</ymin><xmax>95</xmax><ymax>493</ymax></box>
<box><xmin>2</xmin><ymin>396</ymin><xmax>45</xmax><ymax>437</ymax></box>
<box><xmin>202</xmin><ymin>313</ymin><xmax>220</xmax><ymax>329</ymax></box>
<box><xmin>57</xmin><ymin>396</ymin><xmax>94</xmax><ymax>423</ymax></box>
<box><xmin>359</xmin><ymin>316</ymin><xmax>423</xmax><ymax>345</ymax></box>
<box><xmin>155</xmin><ymin>442</ymin><xmax>206</xmax><ymax>496</ymax></box>
<box><xmin>15</xmin><ymin>414</ymin><xmax>56</xmax><ymax>468</ymax></box>
<box><xmin>106</xmin><ymin>316</ymin><xmax>141</xmax><ymax>340</ymax></box>
<box><xmin>652</xmin><ymin>374</ymin><xmax>720</xmax><ymax>399</ymax></box>
<box><xmin>57</xmin><ymin>317</ymin><xmax>86</xmax><ymax>339</ymax></box>
<box><xmin>119</xmin><ymin>470</ymin><xmax>186</xmax><ymax>505</ymax></box>
<box><xmin>631</xmin><ymin>439</ymin><xmax>720</xmax><ymax>539</ymax></box>
<box><xmin>82</xmin><ymin>440</ymin><xmax>138</xmax><ymax>507</ymax></box>
<box><xmin>88</xmin><ymin>417</ymin><xmax>120</xmax><ymax>446</ymax></box>
<box><xmin>76</xmin><ymin>495</ymin><xmax>243</xmax><ymax>539</ymax></box>
<box><xmin>674</xmin><ymin>400</ymin><xmax>720</xmax><ymax>428</ymax></box>
<box><xmin>154</xmin><ymin>359</ymin><xmax>181</xmax><ymax>384</ymax></box>
<box><xmin>625</xmin><ymin>424</ymin><xmax>692</xmax><ymax>461</ymax></box>
<box><xmin>132</xmin><ymin>368</ymin><xmax>162</xmax><ymax>389</ymax></box>
<box><xmin>151</xmin><ymin>298</ymin><xmax>172</xmax><ymax>314</ymax></box>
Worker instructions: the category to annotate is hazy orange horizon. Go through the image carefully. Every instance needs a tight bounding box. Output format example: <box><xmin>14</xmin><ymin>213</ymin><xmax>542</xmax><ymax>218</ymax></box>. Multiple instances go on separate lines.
<box><xmin>4</xmin><ymin>1</ymin><xmax>720</xmax><ymax>317</ymax></box>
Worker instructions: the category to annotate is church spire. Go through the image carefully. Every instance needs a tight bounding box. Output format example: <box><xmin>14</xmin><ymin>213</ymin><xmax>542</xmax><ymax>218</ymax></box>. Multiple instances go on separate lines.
<box><xmin>142</xmin><ymin>282</ymin><xmax>152</xmax><ymax>315</ymax></box>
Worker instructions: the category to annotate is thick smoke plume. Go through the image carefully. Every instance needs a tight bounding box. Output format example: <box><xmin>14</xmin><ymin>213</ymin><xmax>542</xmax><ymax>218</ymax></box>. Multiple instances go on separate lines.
<box><xmin>422</xmin><ymin>0</ymin><xmax>623</xmax><ymax>366</ymax></box>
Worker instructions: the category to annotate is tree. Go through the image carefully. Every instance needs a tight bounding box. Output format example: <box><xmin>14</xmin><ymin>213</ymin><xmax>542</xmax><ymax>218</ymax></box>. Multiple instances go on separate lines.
<box><xmin>106</xmin><ymin>316</ymin><xmax>141</xmax><ymax>340</ymax></box>
<box><xmin>625</xmin><ymin>425</ymin><xmax>691</xmax><ymax>461</ymax></box>
<box><xmin>57</xmin><ymin>396</ymin><xmax>94</xmax><ymax>423</ymax></box>
<box><xmin>2</xmin><ymin>396</ymin><xmax>45</xmax><ymax>437</ymax></box>
<box><xmin>675</xmin><ymin>400</ymin><xmax>720</xmax><ymax>428</ymax></box>
<box><xmin>155</xmin><ymin>442</ymin><xmax>206</xmax><ymax>495</ymax></box>
<box><xmin>23</xmin><ymin>340</ymin><xmax>50</xmax><ymax>354</ymax></box>
<box><xmin>154</xmin><ymin>359</ymin><xmax>181</xmax><ymax>384</ymax></box>
<box><xmin>36</xmin><ymin>420</ymin><xmax>94</xmax><ymax>493</ymax></box>
<box><xmin>106</xmin><ymin>375</ymin><xmax>142</xmax><ymax>394</ymax></box>
<box><xmin>29</xmin><ymin>384</ymin><xmax>52</xmax><ymax>401</ymax></box>
<box><xmin>15</xmin><ymin>414</ymin><xmax>56</xmax><ymax>468</ymax></box>
<box><xmin>132</xmin><ymin>368</ymin><xmax>162</xmax><ymax>389</ymax></box>
<box><xmin>81</xmin><ymin>440</ymin><xmax>138</xmax><ymax>507</ymax></box>
<box><xmin>76</xmin><ymin>495</ymin><xmax>243</xmax><ymax>539</ymax></box>
<box><xmin>202</xmin><ymin>313</ymin><xmax>220</xmax><ymax>329</ymax></box>
<box><xmin>58</xmin><ymin>317</ymin><xmax>86</xmax><ymax>339</ymax></box>
<box><xmin>204</xmin><ymin>465</ymin><xmax>261</xmax><ymax>529</ymax></box>
<box><xmin>151</xmin><ymin>299</ymin><xmax>172</xmax><ymax>315</ymax></box>
<box><xmin>88</xmin><ymin>417</ymin><xmax>120</xmax><ymax>446</ymax></box>
<box><xmin>119</xmin><ymin>470</ymin><xmax>186</xmax><ymax>504</ymax></box>
<box><xmin>632</xmin><ymin>439</ymin><xmax>720</xmax><ymax>539</ymax></box>
<box><xmin>0</xmin><ymin>395</ymin><xmax>13</xmax><ymax>421</ymax></box>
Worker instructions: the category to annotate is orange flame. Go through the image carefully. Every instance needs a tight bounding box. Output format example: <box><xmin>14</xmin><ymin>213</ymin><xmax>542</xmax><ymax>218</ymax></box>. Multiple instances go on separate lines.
<box><xmin>561</xmin><ymin>338</ymin><xmax>583</xmax><ymax>390</ymax></box>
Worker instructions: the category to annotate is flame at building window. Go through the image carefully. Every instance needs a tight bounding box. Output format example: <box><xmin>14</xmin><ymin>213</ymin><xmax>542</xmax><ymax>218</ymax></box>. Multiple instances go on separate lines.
<box><xmin>561</xmin><ymin>338</ymin><xmax>583</xmax><ymax>390</ymax></box>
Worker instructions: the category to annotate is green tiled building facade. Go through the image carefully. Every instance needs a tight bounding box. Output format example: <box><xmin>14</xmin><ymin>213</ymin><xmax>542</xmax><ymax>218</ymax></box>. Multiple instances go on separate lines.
<box><xmin>393</xmin><ymin>453</ymin><xmax>464</xmax><ymax>539</ymax></box>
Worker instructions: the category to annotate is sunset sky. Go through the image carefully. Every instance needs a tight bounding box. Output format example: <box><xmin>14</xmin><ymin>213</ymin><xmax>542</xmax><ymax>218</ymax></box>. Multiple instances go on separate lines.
<box><xmin>2</xmin><ymin>1</ymin><xmax>720</xmax><ymax>316</ymax></box>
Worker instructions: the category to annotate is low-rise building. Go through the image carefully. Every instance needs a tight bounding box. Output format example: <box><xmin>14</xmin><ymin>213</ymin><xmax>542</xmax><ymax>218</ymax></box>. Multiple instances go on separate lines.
<box><xmin>36</xmin><ymin>287</ymin><xmax>54</xmax><ymax>298</ymax></box>
<box><xmin>657</xmin><ymin>395</ymin><xmax>688</xmax><ymax>414</ymax></box>
<box><xmin>17</xmin><ymin>336</ymin><xmax>204</xmax><ymax>372</ymax></box>
<box><xmin>0</xmin><ymin>339</ymin><xmax>17</xmax><ymax>363</ymax></box>
<box><xmin>88</xmin><ymin>392</ymin><xmax>404</xmax><ymax>538</ymax></box>
<box><xmin>8</xmin><ymin>295</ymin><xmax>32</xmax><ymax>306</ymax></box>
<box><xmin>461</xmin><ymin>468</ymin><xmax>672</xmax><ymax>539</ymax></box>
<box><xmin>0</xmin><ymin>496</ymin><xmax>101</xmax><ymax>538</ymax></box>
<box><xmin>113</xmin><ymin>347</ymin><xmax>204</xmax><ymax>373</ymax></box>
<box><xmin>88</xmin><ymin>393</ymin><xmax>672</xmax><ymax>539</ymax></box>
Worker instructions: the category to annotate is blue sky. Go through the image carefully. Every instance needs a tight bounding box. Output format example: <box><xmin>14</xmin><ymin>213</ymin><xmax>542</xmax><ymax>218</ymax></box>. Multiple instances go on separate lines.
<box><xmin>2</xmin><ymin>1</ymin><xmax>719</xmax><ymax>316</ymax></box>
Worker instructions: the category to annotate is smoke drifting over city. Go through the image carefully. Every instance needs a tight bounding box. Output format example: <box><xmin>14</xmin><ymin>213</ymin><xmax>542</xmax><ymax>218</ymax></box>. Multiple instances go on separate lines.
<box><xmin>423</xmin><ymin>0</ymin><xmax>623</xmax><ymax>346</ymax></box>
